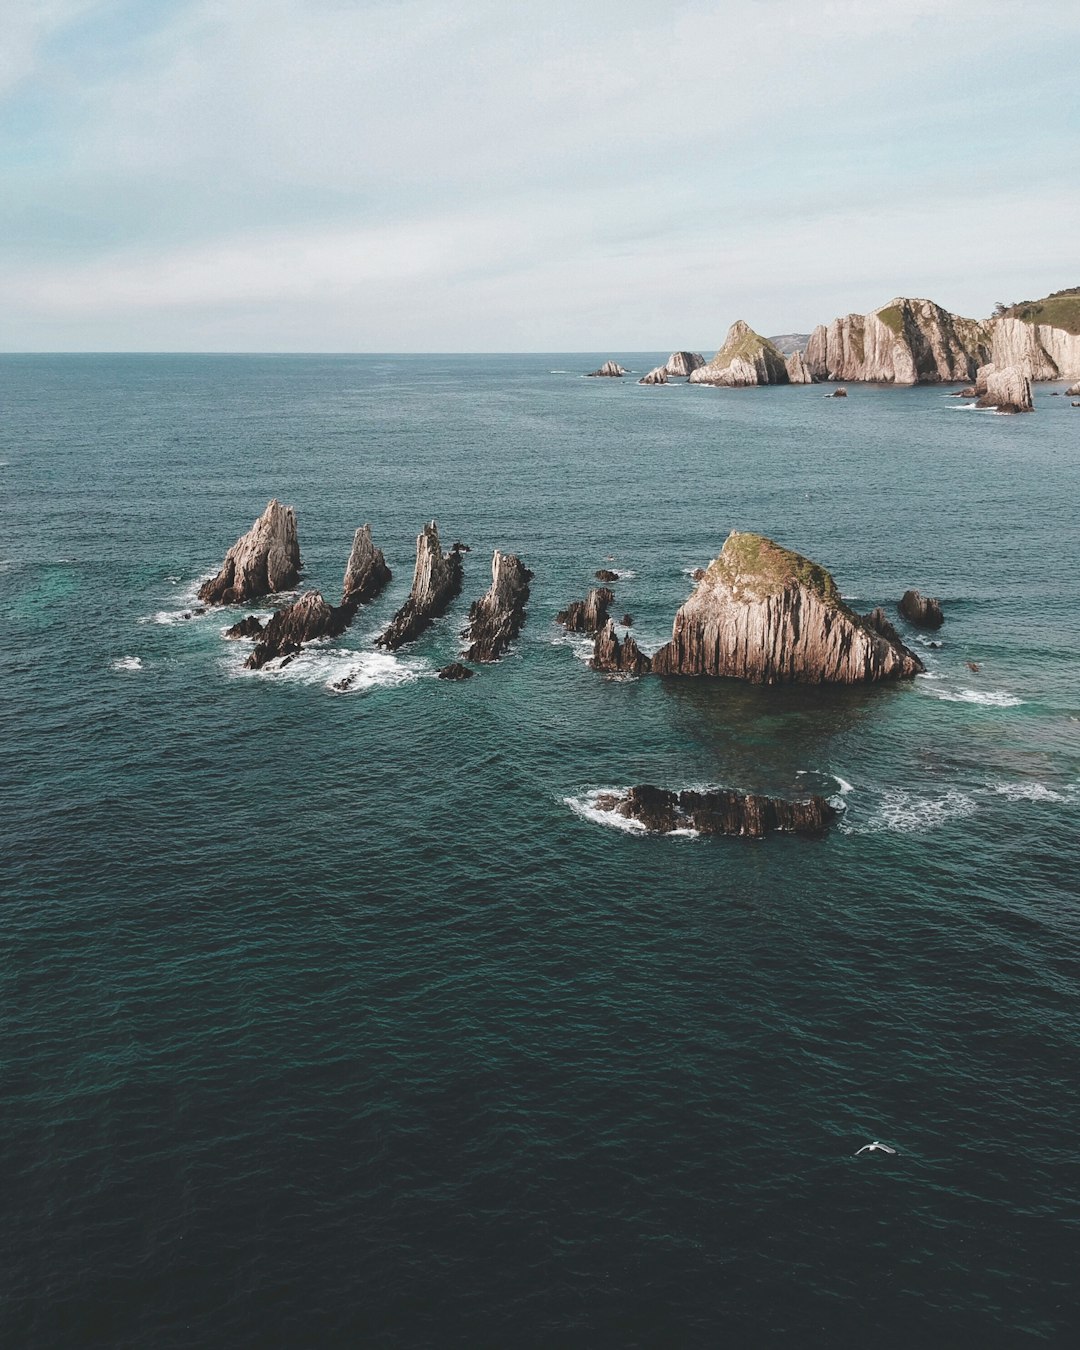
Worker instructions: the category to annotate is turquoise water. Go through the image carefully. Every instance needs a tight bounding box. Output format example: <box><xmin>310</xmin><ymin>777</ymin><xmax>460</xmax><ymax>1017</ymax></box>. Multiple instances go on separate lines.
<box><xmin>3</xmin><ymin>355</ymin><xmax>1079</xmax><ymax>1347</ymax></box>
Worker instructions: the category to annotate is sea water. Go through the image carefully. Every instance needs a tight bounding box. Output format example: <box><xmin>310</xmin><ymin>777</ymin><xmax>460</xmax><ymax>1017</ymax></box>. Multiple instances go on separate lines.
<box><xmin>2</xmin><ymin>355</ymin><xmax>1079</xmax><ymax>1347</ymax></box>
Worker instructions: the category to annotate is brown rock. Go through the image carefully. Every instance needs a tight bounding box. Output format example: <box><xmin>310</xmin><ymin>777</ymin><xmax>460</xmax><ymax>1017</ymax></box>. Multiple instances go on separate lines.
<box><xmin>460</xmin><ymin>550</ymin><xmax>532</xmax><ymax>662</ymax></box>
<box><xmin>898</xmin><ymin>590</ymin><xmax>944</xmax><ymax>629</ymax></box>
<box><xmin>806</xmin><ymin>298</ymin><xmax>991</xmax><ymax>384</ymax></box>
<box><xmin>377</xmin><ymin>520</ymin><xmax>464</xmax><ymax>651</ymax></box>
<box><xmin>438</xmin><ymin>662</ymin><xmax>474</xmax><ymax>681</ymax></box>
<box><xmin>591</xmin><ymin>619</ymin><xmax>651</xmax><ymax>675</ymax></box>
<box><xmin>595</xmin><ymin>568</ymin><xmax>619</xmax><ymax>582</ymax></box>
<box><xmin>621</xmin><ymin>613</ymin><xmax>633</xmax><ymax>626</ymax></box>
<box><xmin>224</xmin><ymin>615</ymin><xmax>264</xmax><ymax>639</ymax></box>
<box><xmin>245</xmin><ymin>590</ymin><xmax>350</xmax><ymax>670</ymax></box>
<box><xmin>557</xmin><ymin>587</ymin><xmax>615</xmax><ymax>634</ymax></box>
<box><xmin>199</xmin><ymin>498</ymin><xmax>301</xmax><ymax>605</ymax></box>
<box><xmin>341</xmin><ymin>524</ymin><xmax>392</xmax><ymax>608</ymax></box>
<box><xmin>597</xmin><ymin>785</ymin><xmax>837</xmax><ymax>838</ymax></box>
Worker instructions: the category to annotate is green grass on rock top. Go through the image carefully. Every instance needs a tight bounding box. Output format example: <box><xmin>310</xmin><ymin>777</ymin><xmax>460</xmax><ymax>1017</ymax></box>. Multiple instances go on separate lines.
<box><xmin>711</xmin><ymin>531</ymin><xmax>842</xmax><ymax>607</ymax></box>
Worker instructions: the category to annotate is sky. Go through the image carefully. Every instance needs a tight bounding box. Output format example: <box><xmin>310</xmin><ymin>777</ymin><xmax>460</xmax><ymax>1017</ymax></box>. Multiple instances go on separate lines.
<box><xmin>2</xmin><ymin>0</ymin><xmax>1078</xmax><ymax>351</ymax></box>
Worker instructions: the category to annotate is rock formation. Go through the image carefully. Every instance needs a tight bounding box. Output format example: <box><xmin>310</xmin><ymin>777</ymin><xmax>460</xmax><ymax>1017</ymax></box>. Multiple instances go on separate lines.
<box><xmin>438</xmin><ymin>662</ymin><xmax>474</xmax><ymax>681</ymax></box>
<box><xmin>1067</xmin><ymin>382</ymin><xmax>1080</xmax><ymax>396</ymax></box>
<box><xmin>898</xmin><ymin>590</ymin><xmax>944</xmax><ymax>629</ymax></box>
<box><xmin>806</xmin><ymin>298</ymin><xmax>990</xmax><ymax>384</ymax></box>
<box><xmin>990</xmin><ymin>316</ymin><xmax>1080</xmax><ymax>382</ymax></box>
<box><xmin>664</xmin><ymin>351</ymin><xmax>706</xmax><ymax>377</ymax></box>
<box><xmin>342</xmin><ymin>525</ymin><xmax>391</xmax><ymax>607</ymax></box>
<box><xmin>595</xmin><ymin>568</ymin><xmax>619</xmax><ymax>582</ymax></box>
<box><xmin>199</xmin><ymin>499</ymin><xmax>301</xmax><ymax>605</ymax></box>
<box><xmin>649</xmin><ymin>531</ymin><xmax>924</xmax><ymax>683</ymax></box>
<box><xmin>767</xmin><ymin>334</ymin><xmax>811</xmax><ymax>357</ymax></box>
<box><xmin>557</xmin><ymin>587</ymin><xmax>614</xmax><ymax>635</ymax></box>
<box><xmin>587</xmin><ymin>361</ymin><xmax>628</xmax><ymax>377</ymax></box>
<box><xmin>377</xmin><ymin>521</ymin><xmax>464</xmax><ymax>651</ymax></box>
<box><xmin>689</xmin><ymin>321</ymin><xmax>790</xmax><ymax>387</ymax></box>
<box><xmin>638</xmin><ymin>366</ymin><xmax>668</xmax><ymax>385</ymax></box>
<box><xmin>976</xmin><ymin>365</ymin><xmax>1033</xmax><ymax>413</ymax></box>
<box><xmin>828</xmin><ymin>387</ymin><xmax>848</xmax><ymax>398</ymax></box>
<box><xmin>785</xmin><ymin>350</ymin><xmax>814</xmax><ymax>384</ymax></box>
<box><xmin>245</xmin><ymin>590</ymin><xmax>350</xmax><ymax>670</ymax></box>
<box><xmin>590</xmin><ymin>785</ymin><xmax>837</xmax><ymax>838</ymax></box>
<box><xmin>591</xmin><ymin>619</ymin><xmax>651</xmax><ymax>675</ymax></box>
<box><xmin>460</xmin><ymin>550</ymin><xmax>532</xmax><ymax>663</ymax></box>
<box><xmin>224</xmin><ymin>616</ymin><xmax>264</xmax><ymax>639</ymax></box>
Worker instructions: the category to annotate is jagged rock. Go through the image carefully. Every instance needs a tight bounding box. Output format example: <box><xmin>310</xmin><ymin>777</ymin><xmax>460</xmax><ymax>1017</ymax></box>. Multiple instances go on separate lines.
<box><xmin>461</xmin><ymin>550</ymin><xmax>532</xmax><ymax>662</ymax></box>
<box><xmin>199</xmin><ymin>499</ymin><xmax>301</xmax><ymax>605</ymax></box>
<box><xmin>638</xmin><ymin>366</ymin><xmax>668</xmax><ymax>385</ymax></box>
<box><xmin>342</xmin><ymin>525</ymin><xmax>391</xmax><ymax>607</ymax></box>
<box><xmin>595</xmin><ymin>569</ymin><xmax>619</xmax><ymax>582</ymax></box>
<box><xmin>587</xmin><ymin>361</ymin><xmax>628</xmax><ymax>377</ymax></box>
<box><xmin>898</xmin><ymin>590</ymin><xmax>944</xmax><ymax>629</ymax></box>
<box><xmin>224</xmin><ymin>615</ymin><xmax>264</xmax><ymax>639</ymax></box>
<box><xmin>828</xmin><ymin>387</ymin><xmax>848</xmax><ymax>398</ymax></box>
<box><xmin>557</xmin><ymin>587</ymin><xmax>614</xmax><ymax>635</ymax></box>
<box><xmin>452</xmin><ymin>541</ymin><xmax>471</xmax><ymax>553</ymax></box>
<box><xmin>959</xmin><ymin>385</ymin><xmax>977</xmax><ymax>398</ymax></box>
<box><xmin>664</xmin><ymin>351</ymin><xmax>706</xmax><ymax>377</ymax></box>
<box><xmin>1067</xmin><ymin>382</ymin><xmax>1080</xmax><ymax>396</ymax></box>
<box><xmin>974</xmin><ymin>363</ymin><xmax>995</xmax><ymax>395</ymax></box>
<box><xmin>689</xmin><ymin>321</ymin><xmax>790</xmax><ymax>387</ymax></box>
<box><xmin>977</xmin><ymin>365</ymin><xmax>1033</xmax><ymax>413</ymax></box>
<box><xmin>591</xmin><ymin>619</ymin><xmax>651</xmax><ymax>675</ymax></box>
<box><xmin>691</xmin><ymin>567</ymin><xmax>706</xmax><ymax>581</ymax></box>
<box><xmin>245</xmin><ymin>590</ymin><xmax>349</xmax><ymax>670</ymax></box>
<box><xmin>785</xmin><ymin>350</ymin><xmax>814</xmax><ymax>384</ymax></box>
<box><xmin>621</xmin><ymin>613</ymin><xmax>633</xmax><ymax>626</ymax></box>
<box><xmin>377</xmin><ymin>521</ymin><xmax>464</xmax><ymax>651</ymax></box>
<box><xmin>650</xmin><ymin>531</ymin><xmax>924</xmax><ymax>684</ymax></box>
<box><xmin>966</xmin><ymin>661</ymin><xmax>980</xmax><ymax>673</ymax></box>
<box><xmin>806</xmin><ymin>298</ymin><xmax>991</xmax><ymax>384</ymax></box>
<box><xmin>591</xmin><ymin>785</ymin><xmax>837</xmax><ymax>838</ymax></box>
<box><xmin>990</xmin><ymin>316</ymin><xmax>1080</xmax><ymax>382</ymax></box>
<box><xmin>438</xmin><ymin>662</ymin><xmax>474</xmax><ymax>681</ymax></box>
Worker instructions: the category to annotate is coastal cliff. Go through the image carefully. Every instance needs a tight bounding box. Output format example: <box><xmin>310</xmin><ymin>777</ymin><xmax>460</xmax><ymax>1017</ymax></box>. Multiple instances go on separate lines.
<box><xmin>990</xmin><ymin>316</ymin><xmax>1080</xmax><ymax>381</ymax></box>
<box><xmin>785</xmin><ymin>350</ymin><xmax>814</xmax><ymax>384</ymax></box>
<box><xmin>806</xmin><ymin>298</ymin><xmax>990</xmax><ymax>384</ymax></box>
<box><xmin>650</xmin><ymin>531</ymin><xmax>924</xmax><ymax>683</ymax></box>
<box><xmin>976</xmin><ymin>365</ymin><xmax>1033</xmax><ymax>414</ymax></box>
<box><xmin>377</xmin><ymin>521</ymin><xmax>464</xmax><ymax>651</ymax></box>
<box><xmin>199</xmin><ymin>499</ymin><xmax>301</xmax><ymax>605</ymax></box>
<box><xmin>689</xmin><ymin>322</ymin><xmax>790</xmax><ymax>387</ymax></box>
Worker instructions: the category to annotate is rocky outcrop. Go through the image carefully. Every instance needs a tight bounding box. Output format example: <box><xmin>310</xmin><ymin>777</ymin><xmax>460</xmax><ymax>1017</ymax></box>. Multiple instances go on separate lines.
<box><xmin>224</xmin><ymin>616</ymin><xmax>264</xmax><ymax>639</ymax></box>
<box><xmin>898</xmin><ymin>590</ymin><xmax>944</xmax><ymax>629</ymax></box>
<box><xmin>199</xmin><ymin>499</ymin><xmax>301</xmax><ymax>605</ymax></box>
<box><xmin>785</xmin><ymin>350</ymin><xmax>814</xmax><ymax>384</ymax></box>
<box><xmin>591</xmin><ymin>785</ymin><xmax>837</xmax><ymax>838</ymax></box>
<box><xmin>461</xmin><ymin>550</ymin><xmax>532</xmax><ymax>662</ymax></box>
<box><xmin>591</xmin><ymin>619</ymin><xmax>651</xmax><ymax>675</ymax></box>
<box><xmin>557</xmin><ymin>587</ymin><xmax>614</xmax><ymax>635</ymax></box>
<box><xmin>650</xmin><ymin>531</ymin><xmax>924</xmax><ymax>683</ymax></box>
<box><xmin>664</xmin><ymin>351</ymin><xmax>706</xmax><ymax>377</ymax></box>
<box><xmin>828</xmin><ymin>387</ymin><xmax>848</xmax><ymax>398</ymax></box>
<box><xmin>438</xmin><ymin>662</ymin><xmax>474</xmax><ymax>681</ymax></box>
<box><xmin>990</xmin><ymin>316</ymin><xmax>1080</xmax><ymax>382</ymax></box>
<box><xmin>377</xmin><ymin>521</ymin><xmax>464</xmax><ymax>651</ymax></box>
<box><xmin>342</xmin><ymin>525</ymin><xmax>391</xmax><ymax>607</ymax></box>
<box><xmin>689</xmin><ymin>321</ymin><xmax>790</xmax><ymax>387</ymax></box>
<box><xmin>638</xmin><ymin>366</ymin><xmax>668</xmax><ymax>385</ymax></box>
<box><xmin>245</xmin><ymin>590</ymin><xmax>349</xmax><ymax>670</ymax></box>
<box><xmin>1067</xmin><ymin>381</ymin><xmax>1080</xmax><ymax>396</ymax></box>
<box><xmin>587</xmin><ymin>361</ymin><xmax>628</xmax><ymax>377</ymax></box>
<box><xmin>806</xmin><ymin>298</ymin><xmax>990</xmax><ymax>384</ymax></box>
<box><xmin>977</xmin><ymin>365</ymin><xmax>1033</xmax><ymax>413</ymax></box>
<box><xmin>595</xmin><ymin>568</ymin><xmax>619</xmax><ymax>582</ymax></box>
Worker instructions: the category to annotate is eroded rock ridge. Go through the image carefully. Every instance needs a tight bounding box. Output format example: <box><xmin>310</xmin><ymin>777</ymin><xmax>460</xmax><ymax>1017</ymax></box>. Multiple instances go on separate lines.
<box><xmin>377</xmin><ymin>521</ymin><xmax>464</xmax><ymax>651</ymax></box>
<box><xmin>199</xmin><ymin>499</ymin><xmax>301</xmax><ymax>605</ymax></box>
<box><xmin>461</xmin><ymin>550</ymin><xmax>532</xmax><ymax>663</ymax></box>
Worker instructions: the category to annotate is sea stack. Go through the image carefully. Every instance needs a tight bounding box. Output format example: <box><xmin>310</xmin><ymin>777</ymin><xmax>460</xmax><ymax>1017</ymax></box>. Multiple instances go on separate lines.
<box><xmin>898</xmin><ymin>590</ymin><xmax>945</xmax><ymax>629</ymax></box>
<box><xmin>689</xmin><ymin>322</ymin><xmax>790</xmax><ymax>387</ymax></box>
<box><xmin>461</xmin><ymin>550</ymin><xmax>532</xmax><ymax>662</ymax></box>
<box><xmin>245</xmin><ymin>590</ymin><xmax>350</xmax><ymax>670</ymax></box>
<box><xmin>590</xmin><ymin>785</ymin><xmax>837</xmax><ymax>838</ymax></box>
<box><xmin>785</xmin><ymin>350</ymin><xmax>814</xmax><ymax>384</ymax></box>
<box><xmin>377</xmin><ymin>521</ymin><xmax>464</xmax><ymax>651</ymax></box>
<box><xmin>587</xmin><ymin>361</ymin><xmax>629</xmax><ymax>377</ymax></box>
<box><xmin>976</xmin><ymin>365</ymin><xmax>1034</xmax><ymax>413</ymax></box>
<box><xmin>342</xmin><ymin>524</ymin><xmax>392</xmax><ymax>608</ymax></box>
<box><xmin>650</xmin><ymin>531</ymin><xmax>924</xmax><ymax>683</ymax></box>
<box><xmin>199</xmin><ymin>499</ymin><xmax>301</xmax><ymax>605</ymax></box>
<box><xmin>557</xmin><ymin>587</ymin><xmax>615</xmax><ymax>635</ymax></box>
<box><xmin>638</xmin><ymin>367</ymin><xmax>668</xmax><ymax>385</ymax></box>
<box><xmin>664</xmin><ymin>352</ymin><xmax>706</xmax><ymax>378</ymax></box>
<box><xmin>591</xmin><ymin>619</ymin><xmax>651</xmax><ymax>675</ymax></box>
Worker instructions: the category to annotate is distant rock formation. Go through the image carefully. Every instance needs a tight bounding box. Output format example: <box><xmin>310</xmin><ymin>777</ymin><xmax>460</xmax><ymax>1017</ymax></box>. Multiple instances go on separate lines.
<box><xmin>224</xmin><ymin>615</ymin><xmax>264</xmax><ymax>639</ymax></box>
<box><xmin>595</xmin><ymin>568</ymin><xmax>619</xmax><ymax>582</ymax></box>
<box><xmin>664</xmin><ymin>351</ymin><xmax>706</xmax><ymax>377</ymax></box>
<box><xmin>199</xmin><ymin>499</ymin><xmax>301</xmax><ymax>605</ymax></box>
<box><xmin>785</xmin><ymin>350</ymin><xmax>814</xmax><ymax>384</ymax></box>
<box><xmin>976</xmin><ymin>365</ymin><xmax>1033</xmax><ymax>414</ymax></box>
<box><xmin>342</xmin><ymin>525</ymin><xmax>391</xmax><ymax>607</ymax></box>
<box><xmin>767</xmin><ymin>334</ymin><xmax>812</xmax><ymax>357</ymax></box>
<box><xmin>591</xmin><ymin>619</ymin><xmax>651</xmax><ymax>675</ymax></box>
<box><xmin>461</xmin><ymin>550</ymin><xmax>532</xmax><ymax>662</ymax></box>
<box><xmin>590</xmin><ymin>784</ymin><xmax>837</xmax><ymax>838</ymax></box>
<box><xmin>827</xmin><ymin>388</ymin><xmax>848</xmax><ymax>398</ymax></box>
<box><xmin>557</xmin><ymin>587</ymin><xmax>614</xmax><ymax>634</ymax></box>
<box><xmin>898</xmin><ymin>590</ymin><xmax>945</xmax><ymax>629</ymax></box>
<box><xmin>650</xmin><ymin>531</ymin><xmax>924</xmax><ymax>683</ymax></box>
<box><xmin>638</xmin><ymin>366</ymin><xmax>668</xmax><ymax>385</ymax></box>
<box><xmin>587</xmin><ymin>361</ymin><xmax>628</xmax><ymax>377</ymax></box>
<box><xmin>245</xmin><ymin>590</ymin><xmax>349</xmax><ymax>670</ymax></box>
<box><xmin>689</xmin><ymin>321</ymin><xmax>790</xmax><ymax>387</ymax></box>
<box><xmin>438</xmin><ymin>662</ymin><xmax>474</xmax><ymax>681</ymax></box>
<box><xmin>377</xmin><ymin>521</ymin><xmax>464</xmax><ymax>651</ymax></box>
<box><xmin>806</xmin><ymin>298</ymin><xmax>990</xmax><ymax>384</ymax></box>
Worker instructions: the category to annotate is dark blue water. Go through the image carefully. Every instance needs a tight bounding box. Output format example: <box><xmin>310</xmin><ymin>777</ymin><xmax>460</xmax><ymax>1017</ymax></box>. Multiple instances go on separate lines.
<box><xmin>3</xmin><ymin>355</ymin><xmax>1079</xmax><ymax>1348</ymax></box>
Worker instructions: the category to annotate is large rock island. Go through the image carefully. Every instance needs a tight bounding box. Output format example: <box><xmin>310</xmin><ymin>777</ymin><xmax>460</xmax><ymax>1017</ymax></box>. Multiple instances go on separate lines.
<box><xmin>689</xmin><ymin>321</ymin><xmax>790</xmax><ymax>387</ymax></box>
<box><xmin>646</xmin><ymin>532</ymin><xmax>923</xmax><ymax>683</ymax></box>
<box><xmin>806</xmin><ymin>297</ymin><xmax>990</xmax><ymax>385</ymax></box>
<box><xmin>199</xmin><ymin>498</ymin><xmax>301</xmax><ymax>605</ymax></box>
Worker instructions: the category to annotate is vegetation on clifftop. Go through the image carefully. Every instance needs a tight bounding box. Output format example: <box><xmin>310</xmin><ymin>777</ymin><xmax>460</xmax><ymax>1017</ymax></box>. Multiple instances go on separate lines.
<box><xmin>996</xmin><ymin>287</ymin><xmax>1080</xmax><ymax>335</ymax></box>
<box><xmin>713</xmin><ymin>531</ymin><xmax>842</xmax><ymax>608</ymax></box>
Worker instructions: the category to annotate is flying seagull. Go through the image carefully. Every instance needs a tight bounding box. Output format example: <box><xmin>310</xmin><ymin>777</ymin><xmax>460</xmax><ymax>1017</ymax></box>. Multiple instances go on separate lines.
<box><xmin>855</xmin><ymin>1142</ymin><xmax>897</xmax><ymax>1156</ymax></box>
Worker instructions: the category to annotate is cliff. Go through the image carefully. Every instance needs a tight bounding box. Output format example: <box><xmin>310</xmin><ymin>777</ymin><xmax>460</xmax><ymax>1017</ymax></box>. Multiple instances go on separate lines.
<box><xmin>689</xmin><ymin>321</ymin><xmax>790</xmax><ymax>387</ymax></box>
<box><xmin>650</xmin><ymin>531</ymin><xmax>924</xmax><ymax>683</ymax></box>
<box><xmin>664</xmin><ymin>351</ymin><xmax>706</xmax><ymax>377</ymax></box>
<box><xmin>806</xmin><ymin>298</ymin><xmax>990</xmax><ymax>384</ymax></box>
<box><xmin>989</xmin><ymin>316</ymin><xmax>1080</xmax><ymax>382</ymax></box>
<box><xmin>342</xmin><ymin>525</ymin><xmax>391</xmax><ymax>608</ymax></box>
<box><xmin>199</xmin><ymin>499</ymin><xmax>301</xmax><ymax>605</ymax></box>
<box><xmin>376</xmin><ymin>521</ymin><xmax>464</xmax><ymax>651</ymax></box>
<box><xmin>785</xmin><ymin>350</ymin><xmax>814</xmax><ymax>384</ymax></box>
<box><xmin>590</xmin><ymin>785</ymin><xmax>837</xmax><ymax>838</ymax></box>
<box><xmin>461</xmin><ymin>550</ymin><xmax>532</xmax><ymax>662</ymax></box>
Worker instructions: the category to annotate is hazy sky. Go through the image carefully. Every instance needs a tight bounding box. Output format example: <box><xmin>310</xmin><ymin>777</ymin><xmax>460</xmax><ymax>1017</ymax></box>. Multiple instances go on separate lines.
<box><xmin>2</xmin><ymin>0</ymin><xmax>1078</xmax><ymax>351</ymax></box>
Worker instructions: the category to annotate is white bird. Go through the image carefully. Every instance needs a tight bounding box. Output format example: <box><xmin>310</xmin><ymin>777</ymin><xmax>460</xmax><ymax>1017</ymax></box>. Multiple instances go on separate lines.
<box><xmin>855</xmin><ymin>1141</ymin><xmax>897</xmax><ymax>1156</ymax></box>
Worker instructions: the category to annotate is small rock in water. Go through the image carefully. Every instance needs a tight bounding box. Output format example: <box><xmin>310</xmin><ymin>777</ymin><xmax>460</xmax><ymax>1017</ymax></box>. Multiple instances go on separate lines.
<box><xmin>225</xmin><ymin>615</ymin><xmax>264</xmax><ymax>639</ymax></box>
<box><xmin>621</xmin><ymin>614</ymin><xmax>633</xmax><ymax>627</ymax></box>
<box><xmin>595</xmin><ymin>569</ymin><xmax>619</xmax><ymax>582</ymax></box>
<box><xmin>899</xmin><ymin>589</ymin><xmax>945</xmax><ymax>629</ymax></box>
<box><xmin>966</xmin><ymin>660</ymin><xmax>980</xmax><ymax>672</ymax></box>
<box><xmin>438</xmin><ymin>662</ymin><xmax>474</xmax><ymax>681</ymax></box>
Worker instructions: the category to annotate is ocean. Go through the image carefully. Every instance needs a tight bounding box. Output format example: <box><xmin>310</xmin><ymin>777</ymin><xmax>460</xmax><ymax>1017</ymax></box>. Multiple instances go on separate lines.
<box><xmin>3</xmin><ymin>354</ymin><xmax>1079</xmax><ymax>1348</ymax></box>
